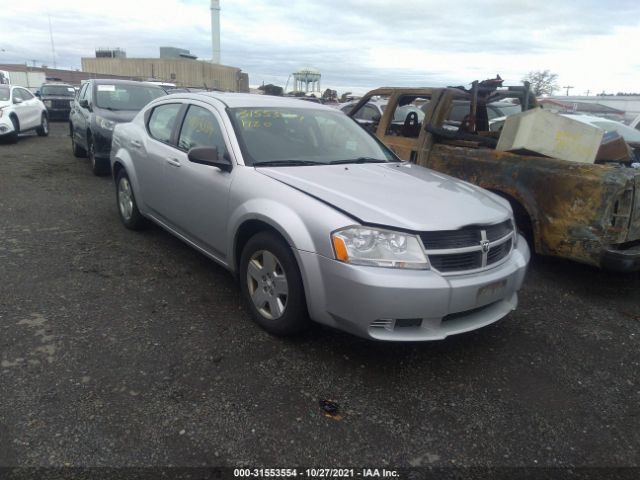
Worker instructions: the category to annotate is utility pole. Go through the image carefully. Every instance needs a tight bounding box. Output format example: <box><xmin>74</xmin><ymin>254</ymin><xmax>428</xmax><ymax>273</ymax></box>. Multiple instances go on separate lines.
<box><xmin>563</xmin><ymin>85</ymin><xmax>574</xmax><ymax>96</ymax></box>
<box><xmin>584</xmin><ymin>90</ymin><xmax>590</xmax><ymax>96</ymax></box>
<box><xmin>48</xmin><ymin>14</ymin><xmax>57</xmax><ymax>69</ymax></box>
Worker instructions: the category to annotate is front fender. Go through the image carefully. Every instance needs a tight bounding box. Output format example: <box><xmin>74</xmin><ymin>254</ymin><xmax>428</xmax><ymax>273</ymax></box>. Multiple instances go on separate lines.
<box><xmin>227</xmin><ymin>198</ymin><xmax>317</xmax><ymax>273</ymax></box>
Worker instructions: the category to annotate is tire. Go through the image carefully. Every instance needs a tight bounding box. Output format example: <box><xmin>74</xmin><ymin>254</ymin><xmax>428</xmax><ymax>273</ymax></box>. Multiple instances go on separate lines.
<box><xmin>36</xmin><ymin>113</ymin><xmax>49</xmax><ymax>137</ymax></box>
<box><xmin>88</xmin><ymin>134</ymin><xmax>109</xmax><ymax>176</ymax></box>
<box><xmin>71</xmin><ymin>128</ymin><xmax>87</xmax><ymax>157</ymax></box>
<box><xmin>115</xmin><ymin>169</ymin><xmax>146</xmax><ymax>230</ymax></box>
<box><xmin>239</xmin><ymin>231</ymin><xmax>310</xmax><ymax>336</ymax></box>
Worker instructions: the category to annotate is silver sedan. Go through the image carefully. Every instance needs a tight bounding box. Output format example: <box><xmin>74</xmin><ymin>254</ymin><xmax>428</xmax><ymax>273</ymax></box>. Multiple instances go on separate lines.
<box><xmin>110</xmin><ymin>93</ymin><xmax>530</xmax><ymax>341</ymax></box>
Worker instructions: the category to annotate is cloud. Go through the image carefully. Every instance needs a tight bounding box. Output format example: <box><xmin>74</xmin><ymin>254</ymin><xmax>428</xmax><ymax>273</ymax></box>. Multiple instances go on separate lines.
<box><xmin>1</xmin><ymin>0</ymin><xmax>639</xmax><ymax>94</ymax></box>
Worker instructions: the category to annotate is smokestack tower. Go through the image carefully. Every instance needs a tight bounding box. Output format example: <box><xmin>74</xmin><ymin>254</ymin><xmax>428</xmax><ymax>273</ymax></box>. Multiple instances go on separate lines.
<box><xmin>210</xmin><ymin>0</ymin><xmax>221</xmax><ymax>64</ymax></box>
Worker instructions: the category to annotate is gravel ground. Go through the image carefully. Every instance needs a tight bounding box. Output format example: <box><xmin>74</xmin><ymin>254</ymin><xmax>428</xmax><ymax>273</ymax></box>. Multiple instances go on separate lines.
<box><xmin>0</xmin><ymin>122</ymin><xmax>639</xmax><ymax>470</ymax></box>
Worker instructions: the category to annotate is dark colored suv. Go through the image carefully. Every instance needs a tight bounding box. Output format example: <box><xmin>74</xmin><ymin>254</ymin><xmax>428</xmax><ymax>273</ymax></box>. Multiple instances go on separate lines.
<box><xmin>69</xmin><ymin>79</ymin><xmax>166</xmax><ymax>175</ymax></box>
<box><xmin>37</xmin><ymin>83</ymin><xmax>76</xmax><ymax>120</ymax></box>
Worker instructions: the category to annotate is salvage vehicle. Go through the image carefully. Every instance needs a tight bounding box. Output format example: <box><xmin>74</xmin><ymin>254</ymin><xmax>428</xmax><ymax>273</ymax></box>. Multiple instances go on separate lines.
<box><xmin>0</xmin><ymin>84</ymin><xmax>49</xmax><ymax>142</ymax></box>
<box><xmin>69</xmin><ymin>79</ymin><xmax>166</xmax><ymax>175</ymax></box>
<box><xmin>110</xmin><ymin>92</ymin><xmax>530</xmax><ymax>341</ymax></box>
<box><xmin>37</xmin><ymin>83</ymin><xmax>76</xmax><ymax>120</ymax></box>
<box><xmin>348</xmin><ymin>79</ymin><xmax>640</xmax><ymax>271</ymax></box>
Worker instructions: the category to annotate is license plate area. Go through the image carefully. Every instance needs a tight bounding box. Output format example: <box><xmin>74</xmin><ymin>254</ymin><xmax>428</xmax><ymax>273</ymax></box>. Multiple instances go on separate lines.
<box><xmin>476</xmin><ymin>279</ymin><xmax>508</xmax><ymax>303</ymax></box>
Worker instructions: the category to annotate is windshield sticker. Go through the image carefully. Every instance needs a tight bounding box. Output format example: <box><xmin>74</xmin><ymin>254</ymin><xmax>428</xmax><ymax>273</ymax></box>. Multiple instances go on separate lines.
<box><xmin>67</xmin><ymin>87</ymin><xmax>75</xmax><ymax>92</ymax></box>
<box><xmin>97</xmin><ymin>85</ymin><xmax>116</xmax><ymax>92</ymax></box>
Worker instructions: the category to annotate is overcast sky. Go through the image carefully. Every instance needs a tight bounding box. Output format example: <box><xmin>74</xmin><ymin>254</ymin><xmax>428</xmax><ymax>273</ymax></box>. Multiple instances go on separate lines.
<box><xmin>1</xmin><ymin>0</ymin><xmax>639</xmax><ymax>95</ymax></box>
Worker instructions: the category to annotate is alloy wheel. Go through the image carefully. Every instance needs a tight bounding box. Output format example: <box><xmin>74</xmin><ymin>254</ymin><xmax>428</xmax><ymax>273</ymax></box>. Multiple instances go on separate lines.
<box><xmin>246</xmin><ymin>250</ymin><xmax>289</xmax><ymax>320</ymax></box>
<box><xmin>118</xmin><ymin>176</ymin><xmax>134</xmax><ymax>221</ymax></box>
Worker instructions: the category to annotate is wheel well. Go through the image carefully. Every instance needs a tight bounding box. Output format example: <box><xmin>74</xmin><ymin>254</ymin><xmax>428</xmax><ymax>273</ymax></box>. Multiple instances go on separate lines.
<box><xmin>9</xmin><ymin>113</ymin><xmax>19</xmax><ymax>129</ymax></box>
<box><xmin>112</xmin><ymin>161</ymin><xmax>124</xmax><ymax>180</ymax></box>
<box><xmin>488</xmin><ymin>189</ymin><xmax>535</xmax><ymax>245</ymax></box>
<box><xmin>234</xmin><ymin>220</ymin><xmax>285</xmax><ymax>272</ymax></box>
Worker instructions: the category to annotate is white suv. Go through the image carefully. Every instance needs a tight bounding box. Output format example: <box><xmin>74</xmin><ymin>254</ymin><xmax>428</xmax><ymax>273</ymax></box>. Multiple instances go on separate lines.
<box><xmin>0</xmin><ymin>85</ymin><xmax>49</xmax><ymax>142</ymax></box>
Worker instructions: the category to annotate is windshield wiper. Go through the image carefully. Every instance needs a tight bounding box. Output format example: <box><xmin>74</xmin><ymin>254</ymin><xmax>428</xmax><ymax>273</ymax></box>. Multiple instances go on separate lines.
<box><xmin>328</xmin><ymin>157</ymin><xmax>388</xmax><ymax>165</ymax></box>
<box><xmin>253</xmin><ymin>160</ymin><xmax>324</xmax><ymax>167</ymax></box>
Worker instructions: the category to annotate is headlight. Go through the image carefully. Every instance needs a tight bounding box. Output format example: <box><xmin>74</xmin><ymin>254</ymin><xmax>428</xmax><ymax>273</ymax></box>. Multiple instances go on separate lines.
<box><xmin>96</xmin><ymin>115</ymin><xmax>116</xmax><ymax>131</ymax></box>
<box><xmin>44</xmin><ymin>100</ymin><xmax>52</xmax><ymax>107</ymax></box>
<box><xmin>331</xmin><ymin>226</ymin><xmax>429</xmax><ymax>269</ymax></box>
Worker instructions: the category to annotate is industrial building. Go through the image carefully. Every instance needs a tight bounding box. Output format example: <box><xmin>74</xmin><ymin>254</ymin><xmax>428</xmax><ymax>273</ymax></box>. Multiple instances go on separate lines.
<box><xmin>80</xmin><ymin>2</ymin><xmax>248</xmax><ymax>92</ymax></box>
<box><xmin>81</xmin><ymin>53</ymin><xmax>249</xmax><ymax>92</ymax></box>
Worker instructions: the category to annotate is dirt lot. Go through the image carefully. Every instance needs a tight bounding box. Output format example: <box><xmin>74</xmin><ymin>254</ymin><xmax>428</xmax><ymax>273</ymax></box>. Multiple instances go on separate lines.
<box><xmin>1</xmin><ymin>122</ymin><xmax>639</xmax><ymax>470</ymax></box>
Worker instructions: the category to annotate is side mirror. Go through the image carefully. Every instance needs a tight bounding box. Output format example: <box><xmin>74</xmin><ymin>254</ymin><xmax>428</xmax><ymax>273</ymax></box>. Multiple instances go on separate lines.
<box><xmin>35</xmin><ymin>91</ymin><xmax>41</xmax><ymax>97</ymax></box>
<box><xmin>13</xmin><ymin>97</ymin><xmax>23</xmax><ymax>104</ymax></box>
<box><xmin>187</xmin><ymin>147</ymin><xmax>233</xmax><ymax>172</ymax></box>
<box><xmin>79</xmin><ymin>99</ymin><xmax>89</xmax><ymax>109</ymax></box>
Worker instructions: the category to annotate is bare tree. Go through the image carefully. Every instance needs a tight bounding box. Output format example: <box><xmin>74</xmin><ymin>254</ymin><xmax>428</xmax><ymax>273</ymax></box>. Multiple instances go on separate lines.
<box><xmin>522</xmin><ymin>70</ymin><xmax>559</xmax><ymax>96</ymax></box>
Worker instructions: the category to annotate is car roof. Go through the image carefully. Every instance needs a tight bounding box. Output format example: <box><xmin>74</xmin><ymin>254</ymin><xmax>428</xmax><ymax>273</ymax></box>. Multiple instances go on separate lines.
<box><xmin>162</xmin><ymin>91</ymin><xmax>334</xmax><ymax>110</ymax></box>
<box><xmin>561</xmin><ymin>114</ymin><xmax>622</xmax><ymax>125</ymax></box>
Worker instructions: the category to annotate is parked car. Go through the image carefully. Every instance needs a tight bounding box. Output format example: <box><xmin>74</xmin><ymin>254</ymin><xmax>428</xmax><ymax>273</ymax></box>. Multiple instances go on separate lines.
<box><xmin>0</xmin><ymin>84</ymin><xmax>49</xmax><ymax>142</ymax></box>
<box><xmin>37</xmin><ymin>83</ymin><xmax>76</xmax><ymax>120</ymax></box>
<box><xmin>69</xmin><ymin>79</ymin><xmax>166</xmax><ymax>175</ymax></box>
<box><xmin>110</xmin><ymin>92</ymin><xmax>530</xmax><ymax>341</ymax></box>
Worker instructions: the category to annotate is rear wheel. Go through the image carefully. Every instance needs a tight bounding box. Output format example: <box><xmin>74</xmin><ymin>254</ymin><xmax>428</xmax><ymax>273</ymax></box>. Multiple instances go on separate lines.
<box><xmin>116</xmin><ymin>169</ymin><xmax>146</xmax><ymax>230</ymax></box>
<box><xmin>240</xmin><ymin>231</ymin><xmax>310</xmax><ymax>336</ymax></box>
<box><xmin>36</xmin><ymin>114</ymin><xmax>49</xmax><ymax>136</ymax></box>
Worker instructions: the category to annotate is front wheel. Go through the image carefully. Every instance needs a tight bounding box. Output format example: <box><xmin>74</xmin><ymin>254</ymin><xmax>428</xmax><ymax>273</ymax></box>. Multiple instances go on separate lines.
<box><xmin>116</xmin><ymin>169</ymin><xmax>146</xmax><ymax>230</ymax></box>
<box><xmin>70</xmin><ymin>127</ymin><xmax>87</xmax><ymax>157</ymax></box>
<box><xmin>239</xmin><ymin>232</ymin><xmax>310</xmax><ymax>336</ymax></box>
<box><xmin>88</xmin><ymin>134</ymin><xmax>109</xmax><ymax>176</ymax></box>
<box><xmin>36</xmin><ymin>113</ymin><xmax>49</xmax><ymax>137</ymax></box>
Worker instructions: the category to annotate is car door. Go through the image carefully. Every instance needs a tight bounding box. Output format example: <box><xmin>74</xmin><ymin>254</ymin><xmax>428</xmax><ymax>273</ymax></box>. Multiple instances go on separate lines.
<box><xmin>72</xmin><ymin>83</ymin><xmax>91</xmax><ymax>149</ymax></box>
<box><xmin>162</xmin><ymin>101</ymin><xmax>235</xmax><ymax>260</ymax></box>
<box><xmin>22</xmin><ymin>88</ymin><xmax>41</xmax><ymax>128</ymax></box>
<box><xmin>11</xmin><ymin>88</ymin><xmax>30</xmax><ymax>129</ymax></box>
<box><xmin>135</xmin><ymin>101</ymin><xmax>185</xmax><ymax>218</ymax></box>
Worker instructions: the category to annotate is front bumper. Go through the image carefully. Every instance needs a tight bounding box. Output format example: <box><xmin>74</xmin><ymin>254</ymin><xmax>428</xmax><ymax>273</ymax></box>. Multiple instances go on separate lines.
<box><xmin>600</xmin><ymin>241</ymin><xmax>640</xmax><ymax>272</ymax></box>
<box><xmin>298</xmin><ymin>234</ymin><xmax>530</xmax><ymax>341</ymax></box>
<box><xmin>0</xmin><ymin>115</ymin><xmax>16</xmax><ymax>136</ymax></box>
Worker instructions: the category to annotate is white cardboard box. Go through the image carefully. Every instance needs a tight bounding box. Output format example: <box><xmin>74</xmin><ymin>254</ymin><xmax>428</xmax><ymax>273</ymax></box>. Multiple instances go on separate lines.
<box><xmin>496</xmin><ymin>109</ymin><xmax>603</xmax><ymax>163</ymax></box>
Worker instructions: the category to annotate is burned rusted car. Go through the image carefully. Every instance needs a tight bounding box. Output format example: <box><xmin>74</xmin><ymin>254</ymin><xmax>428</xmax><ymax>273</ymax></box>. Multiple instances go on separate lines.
<box><xmin>347</xmin><ymin>79</ymin><xmax>640</xmax><ymax>271</ymax></box>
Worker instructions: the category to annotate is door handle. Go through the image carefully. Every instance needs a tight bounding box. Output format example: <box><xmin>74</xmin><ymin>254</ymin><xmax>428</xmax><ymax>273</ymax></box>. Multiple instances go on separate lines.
<box><xmin>130</xmin><ymin>140</ymin><xmax>142</xmax><ymax>148</ymax></box>
<box><xmin>167</xmin><ymin>158</ymin><xmax>181</xmax><ymax>168</ymax></box>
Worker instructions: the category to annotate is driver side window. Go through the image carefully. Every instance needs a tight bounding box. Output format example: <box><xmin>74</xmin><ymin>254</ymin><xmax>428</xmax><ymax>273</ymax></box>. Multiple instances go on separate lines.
<box><xmin>178</xmin><ymin>105</ymin><xmax>228</xmax><ymax>158</ymax></box>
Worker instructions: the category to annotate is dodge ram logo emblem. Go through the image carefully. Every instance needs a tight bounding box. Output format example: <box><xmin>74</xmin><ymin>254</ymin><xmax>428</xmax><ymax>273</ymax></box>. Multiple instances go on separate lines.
<box><xmin>480</xmin><ymin>240</ymin><xmax>491</xmax><ymax>253</ymax></box>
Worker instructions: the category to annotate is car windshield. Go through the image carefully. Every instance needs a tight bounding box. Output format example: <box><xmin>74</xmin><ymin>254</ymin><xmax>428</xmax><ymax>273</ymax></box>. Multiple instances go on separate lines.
<box><xmin>230</xmin><ymin>107</ymin><xmax>397</xmax><ymax>166</ymax></box>
<box><xmin>591</xmin><ymin>121</ymin><xmax>640</xmax><ymax>143</ymax></box>
<box><xmin>94</xmin><ymin>84</ymin><xmax>165</xmax><ymax>111</ymax></box>
<box><xmin>0</xmin><ymin>86</ymin><xmax>9</xmax><ymax>101</ymax></box>
<box><xmin>41</xmin><ymin>85</ymin><xmax>75</xmax><ymax>96</ymax></box>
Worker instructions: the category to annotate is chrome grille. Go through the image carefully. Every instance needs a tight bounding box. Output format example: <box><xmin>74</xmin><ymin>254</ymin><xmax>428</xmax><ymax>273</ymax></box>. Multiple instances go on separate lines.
<box><xmin>420</xmin><ymin>220</ymin><xmax>514</xmax><ymax>274</ymax></box>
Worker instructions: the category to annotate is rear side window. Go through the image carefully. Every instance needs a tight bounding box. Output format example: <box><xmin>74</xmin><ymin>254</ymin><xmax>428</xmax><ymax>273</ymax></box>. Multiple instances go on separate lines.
<box><xmin>148</xmin><ymin>103</ymin><xmax>182</xmax><ymax>144</ymax></box>
<box><xmin>178</xmin><ymin>105</ymin><xmax>228</xmax><ymax>157</ymax></box>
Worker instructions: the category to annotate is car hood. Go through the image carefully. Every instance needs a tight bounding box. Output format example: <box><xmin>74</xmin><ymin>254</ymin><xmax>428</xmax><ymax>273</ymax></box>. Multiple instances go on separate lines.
<box><xmin>93</xmin><ymin>108</ymin><xmax>139</xmax><ymax>123</ymax></box>
<box><xmin>42</xmin><ymin>95</ymin><xmax>74</xmax><ymax>101</ymax></box>
<box><xmin>257</xmin><ymin>163</ymin><xmax>510</xmax><ymax>231</ymax></box>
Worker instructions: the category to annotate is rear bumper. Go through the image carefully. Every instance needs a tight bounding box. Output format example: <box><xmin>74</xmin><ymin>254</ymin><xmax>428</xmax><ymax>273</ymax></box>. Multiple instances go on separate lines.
<box><xmin>600</xmin><ymin>242</ymin><xmax>640</xmax><ymax>272</ymax></box>
<box><xmin>298</xmin><ymin>234</ymin><xmax>530</xmax><ymax>341</ymax></box>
